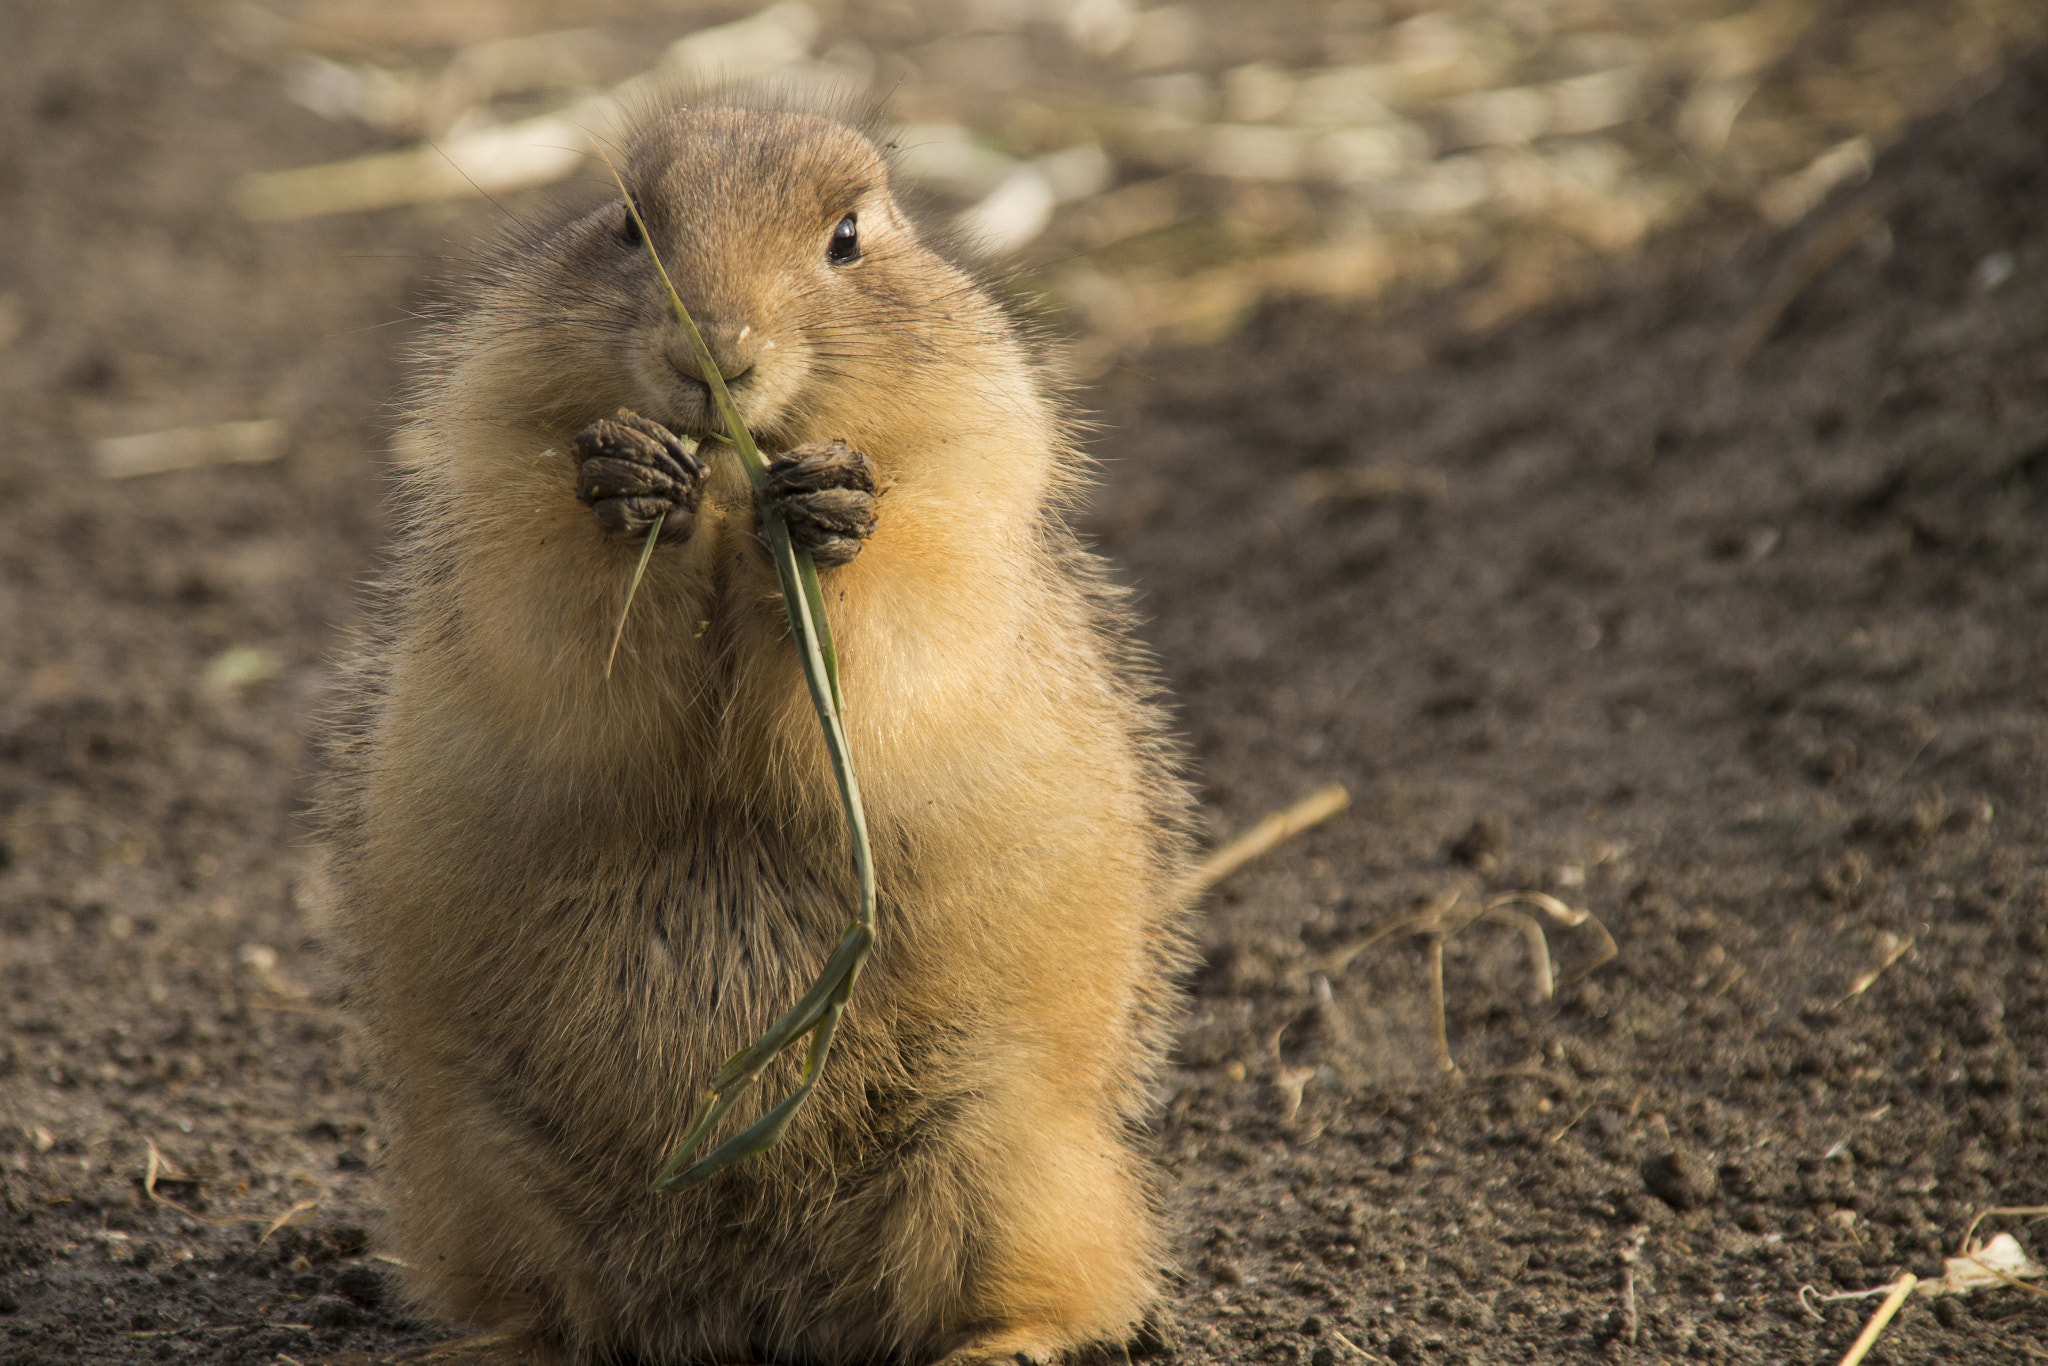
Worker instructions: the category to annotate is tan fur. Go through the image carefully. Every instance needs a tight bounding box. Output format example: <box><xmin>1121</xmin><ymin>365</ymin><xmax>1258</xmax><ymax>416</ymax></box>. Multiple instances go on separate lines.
<box><xmin>321</xmin><ymin>103</ymin><xmax>1194</xmax><ymax>1366</ymax></box>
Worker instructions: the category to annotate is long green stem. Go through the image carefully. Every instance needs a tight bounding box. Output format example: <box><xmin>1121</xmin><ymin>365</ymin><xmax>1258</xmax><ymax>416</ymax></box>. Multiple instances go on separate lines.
<box><xmin>605</xmin><ymin>510</ymin><xmax>667</xmax><ymax>680</ymax></box>
<box><xmin>600</xmin><ymin>157</ymin><xmax>878</xmax><ymax>1190</ymax></box>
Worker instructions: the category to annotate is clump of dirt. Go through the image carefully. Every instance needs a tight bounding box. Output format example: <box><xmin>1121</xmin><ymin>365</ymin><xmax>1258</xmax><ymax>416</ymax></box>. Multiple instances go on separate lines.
<box><xmin>3</xmin><ymin>5</ymin><xmax>2047</xmax><ymax>1364</ymax></box>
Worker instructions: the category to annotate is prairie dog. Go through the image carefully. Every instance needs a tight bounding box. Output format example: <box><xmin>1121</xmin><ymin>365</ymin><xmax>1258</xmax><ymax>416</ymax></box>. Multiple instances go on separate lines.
<box><xmin>322</xmin><ymin>103</ymin><xmax>1194</xmax><ymax>1365</ymax></box>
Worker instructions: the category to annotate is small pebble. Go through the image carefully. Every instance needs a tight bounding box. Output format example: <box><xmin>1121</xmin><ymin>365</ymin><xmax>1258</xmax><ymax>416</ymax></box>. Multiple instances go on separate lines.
<box><xmin>1642</xmin><ymin>1149</ymin><xmax>1718</xmax><ymax>1210</ymax></box>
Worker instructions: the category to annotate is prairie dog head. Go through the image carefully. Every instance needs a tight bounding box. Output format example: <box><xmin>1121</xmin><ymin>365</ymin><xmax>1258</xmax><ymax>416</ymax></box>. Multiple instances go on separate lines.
<box><xmin>455</xmin><ymin>105</ymin><xmax>1005</xmax><ymax>454</ymax></box>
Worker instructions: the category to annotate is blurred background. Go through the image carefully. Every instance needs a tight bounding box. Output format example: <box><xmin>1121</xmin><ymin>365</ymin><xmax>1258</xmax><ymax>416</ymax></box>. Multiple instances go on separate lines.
<box><xmin>227</xmin><ymin>0</ymin><xmax>2043</xmax><ymax>355</ymax></box>
<box><xmin>12</xmin><ymin>0</ymin><xmax>2046</xmax><ymax>452</ymax></box>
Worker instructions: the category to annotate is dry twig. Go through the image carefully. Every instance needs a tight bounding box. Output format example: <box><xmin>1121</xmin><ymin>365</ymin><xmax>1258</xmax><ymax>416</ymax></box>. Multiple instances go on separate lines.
<box><xmin>1835</xmin><ymin>932</ymin><xmax>1913</xmax><ymax>1007</ymax></box>
<box><xmin>1956</xmin><ymin>1248</ymin><xmax>2048</xmax><ymax>1301</ymax></box>
<box><xmin>1192</xmin><ymin>784</ymin><xmax>1350</xmax><ymax>891</ymax></box>
<box><xmin>1425</xmin><ymin>933</ymin><xmax>1458</xmax><ymax>1077</ymax></box>
<box><xmin>1834</xmin><ymin>1274</ymin><xmax>1915</xmax><ymax>1366</ymax></box>
<box><xmin>94</xmin><ymin>419</ymin><xmax>285</xmax><ymax>479</ymax></box>
<box><xmin>1957</xmin><ymin>1205</ymin><xmax>2048</xmax><ymax>1255</ymax></box>
<box><xmin>1317</xmin><ymin>883</ymin><xmax>1616</xmax><ymax>1077</ymax></box>
<box><xmin>1327</xmin><ymin>1328</ymin><xmax>1390</xmax><ymax>1364</ymax></box>
<box><xmin>1545</xmin><ymin>1102</ymin><xmax>1594</xmax><ymax>1145</ymax></box>
<box><xmin>143</xmin><ymin>1141</ymin><xmax>317</xmax><ymax>1243</ymax></box>
<box><xmin>1722</xmin><ymin>189</ymin><xmax>1888</xmax><ymax>368</ymax></box>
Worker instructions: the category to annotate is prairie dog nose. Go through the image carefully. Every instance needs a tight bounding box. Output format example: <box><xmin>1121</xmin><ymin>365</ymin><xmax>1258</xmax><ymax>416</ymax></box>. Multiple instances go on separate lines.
<box><xmin>669</xmin><ymin>320</ymin><xmax>762</xmax><ymax>387</ymax></box>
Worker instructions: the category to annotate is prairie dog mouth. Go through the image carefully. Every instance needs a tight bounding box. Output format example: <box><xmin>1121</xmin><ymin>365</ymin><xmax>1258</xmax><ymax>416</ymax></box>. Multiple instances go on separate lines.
<box><xmin>636</xmin><ymin>343</ymin><xmax>797</xmax><ymax>447</ymax></box>
<box><xmin>646</xmin><ymin>392</ymin><xmax>794</xmax><ymax>456</ymax></box>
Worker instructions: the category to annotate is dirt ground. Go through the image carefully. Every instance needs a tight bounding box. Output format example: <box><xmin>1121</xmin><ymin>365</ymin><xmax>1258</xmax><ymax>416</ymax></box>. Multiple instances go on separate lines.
<box><xmin>4</xmin><ymin>4</ymin><xmax>2048</xmax><ymax>1365</ymax></box>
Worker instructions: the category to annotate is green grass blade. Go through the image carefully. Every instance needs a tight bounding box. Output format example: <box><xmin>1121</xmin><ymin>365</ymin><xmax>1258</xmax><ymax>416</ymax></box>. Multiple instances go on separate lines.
<box><xmin>649</xmin><ymin>1085</ymin><xmax>747</xmax><ymax>1190</ymax></box>
<box><xmin>654</xmin><ymin>1000</ymin><xmax>848</xmax><ymax>1190</ymax></box>
<box><xmin>793</xmin><ymin>542</ymin><xmax>846</xmax><ymax>718</ymax></box>
<box><xmin>604</xmin><ymin>513</ymin><xmax>666</xmax><ymax>680</ymax></box>
<box><xmin>598</xmin><ymin>151</ymin><xmax>880</xmax><ymax>1189</ymax></box>
<box><xmin>709</xmin><ymin>921</ymin><xmax>871</xmax><ymax>1093</ymax></box>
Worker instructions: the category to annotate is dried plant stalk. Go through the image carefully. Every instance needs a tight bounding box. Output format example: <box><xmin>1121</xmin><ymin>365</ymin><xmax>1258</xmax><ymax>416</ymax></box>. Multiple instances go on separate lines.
<box><xmin>1191</xmin><ymin>783</ymin><xmax>1349</xmax><ymax>891</ymax></box>
<box><xmin>1834</xmin><ymin>1274</ymin><xmax>1915</xmax><ymax>1366</ymax></box>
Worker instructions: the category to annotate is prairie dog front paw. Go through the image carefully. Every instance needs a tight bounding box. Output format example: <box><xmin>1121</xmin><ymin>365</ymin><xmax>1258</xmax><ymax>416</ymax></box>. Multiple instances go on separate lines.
<box><xmin>761</xmin><ymin>440</ymin><xmax>877</xmax><ymax>567</ymax></box>
<box><xmin>574</xmin><ymin>410</ymin><xmax>708</xmax><ymax>544</ymax></box>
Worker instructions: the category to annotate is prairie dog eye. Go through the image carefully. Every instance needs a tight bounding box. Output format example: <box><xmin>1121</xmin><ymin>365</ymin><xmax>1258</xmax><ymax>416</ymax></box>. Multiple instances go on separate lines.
<box><xmin>828</xmin><ymin>214</ymin><xmax>860</xmax><ymax>264</ymax></box>
<box><xmin>618</xmin><ymin>201</ymin><xmax>643</xmax><ymax>247</ymax></box>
